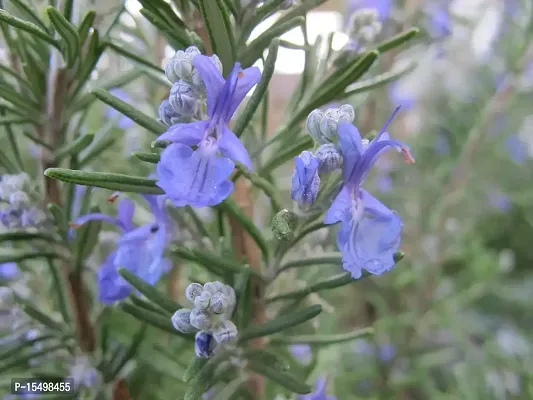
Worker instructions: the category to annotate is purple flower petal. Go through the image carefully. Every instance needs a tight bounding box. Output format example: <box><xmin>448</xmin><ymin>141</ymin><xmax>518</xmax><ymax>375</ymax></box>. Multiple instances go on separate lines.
<box><xmin>0</xmin><ymin>262</ymin><xmax>20</xmax><ymax>280</ymax></box>
<box><xmin>324</xmin><ymin>186</ymin><xmax>351</xmax><ymax>224</ymax></box>
<box><xmin>97</xmin><ymin>252</ymin><xmax>132</xmax><ymax>303</ymax></box>
<box><xmin>218</xmin><ymin>126</ymin><xmax>253</xmax><ymax>170</ymax></box>
<box><xmin>117</xmin><ymin>198</ymin><xmax>136</xmax><ymax>231</ymax></box>
<box><xmin>291</xmin><ymin>151</ymin><xmax>320</xmax><ymax>205</ymax></box>
<box><xmin>156</xmin><ymin>121</ymin><xmax>207</xmax><ymax>145</ymax></box>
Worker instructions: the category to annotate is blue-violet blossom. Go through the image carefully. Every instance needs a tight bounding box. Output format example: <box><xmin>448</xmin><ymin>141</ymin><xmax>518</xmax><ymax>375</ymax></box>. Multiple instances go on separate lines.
<box><xmin>291</xmin><ymin>151</ymin><xmax>321</xmax><ymax>204</ymax></box>
<box><xmin>156</xmin><ymin>55</ymin><xmax>261</xmax><ymax>207</ymax></box>
<box><xmin>71</xmin><ymin>195</ymin><xmax>172</xmax><ymax>304</ymax></box>
<box><xmin>323</xmin><ymin>107</ymin><xmax>415</xmax><ymax>278</ymax></box>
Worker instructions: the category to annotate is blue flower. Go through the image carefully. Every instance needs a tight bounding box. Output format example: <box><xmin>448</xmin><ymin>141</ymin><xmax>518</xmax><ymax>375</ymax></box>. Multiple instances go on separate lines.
<box><xmin>195</xmin><ymin>331</ymin><xmax>217</xmax><ymax>358</ymax></box>
<box><xmin>299</xmin><ymin>377</ymin><xmax>336</xmax><ymax>400</ymax></box>
<box><xmin>505</xmin><ymin>135</ymin><xmax>527</xmax><ymax>164</ymax></box>
<box><xmin>156</xmin><ymin>56</ymin><xmax>261</xmax><ymax>207</ymax></box>
<box><xmin>0</xmin><ymin>263</ymin><xmax>20</xmax><ymax>280</ymax></box>
<box><xmin>323</xmin><ymin>107</ymin><xmax>414</xmax><ymax>279</ymax></box>
<box><xmin>289</xmin><ymin>344</ymin><xmax>312</xmax><ymax>364</ymax></box>
<box><xmin>291</xmin><ymin>151</ymin><xmax>321</xmax><ymax>204</ymax></box>
<box><xmin>71</xmin><ymin>195</ymin><xmax>172</xmax><ymax>304</ymax></box>
<box><xmin>426</xmin><ymin>2</ymin><xmax>451</xmax><ymax>38</ymax></box>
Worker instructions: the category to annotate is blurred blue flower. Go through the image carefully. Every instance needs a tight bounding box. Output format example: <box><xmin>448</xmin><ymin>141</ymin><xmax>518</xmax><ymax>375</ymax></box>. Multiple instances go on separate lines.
<box><xmin>156</xmin><ymin>56</ymin><xmax>261</xmax><ymax>207</ymax></box>
<box><xmin>388</xmin><ymin>82</ymin><xmax>415</xmax><ymax>110</ymax></box>
<box><xmin>504</xmin><ymin>135</ymin><xmax>527</xmax><ymax>164</ymax></box>
<box><xmin>347</xmin><ymin>0</ymin><xmax>391</xmax><ymax>21</ymax></box>
<box><xmin>0</xmin><ymin>263</ymin><xmax>20</xmax><ymax>280</ymax></box>
<box><xmin>291</xmin><ymin>151</ymin><xmax>321</xmax><ymax>204</ymax></box>
<box><xmin>323</xmin><ymin>107</ymin><xmax>414</xmax><ymax>279</ymax></box>
<box><xmin>107</xmin><ymin>89</ymin><xmax>134</xmax><ymax>129</ymax></box>
<box><xmin>299</xmin><ymin>377</ymin><xmax>336</xmax><ymax>400</ymax></box>
<box><xmin>71</xmin><ymin>195</ymin><xmax>172</xmax><ymax>304</ymax></box>
<box><xmin>487</xmin><ymin>189</ymin><xmax>511</xmax><ymax>212</ymax></box>
<box><xmin>289</xmin><ymin>344</ymin><xmax>312</xmax><ymax>364</ymax></box>
<box><xmin>426</xmin><ymin>2</ymin><xmax>451</xmax><ymax>38</ymax></box>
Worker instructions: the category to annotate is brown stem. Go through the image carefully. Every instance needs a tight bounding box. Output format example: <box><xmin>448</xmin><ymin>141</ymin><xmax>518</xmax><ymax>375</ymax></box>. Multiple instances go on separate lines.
<box><xmin>40</xmin><ymin>52</ymin><xmax>96</xmax><ymax>353</ymax></box>
<box><xmin>229</xmin><ymin>179</ymin><xmax>265</xmax><ymax>399</ymax></box>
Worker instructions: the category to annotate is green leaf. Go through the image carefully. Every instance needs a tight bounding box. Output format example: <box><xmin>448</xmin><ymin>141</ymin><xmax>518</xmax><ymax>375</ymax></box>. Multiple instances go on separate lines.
<box><xmin>16</xmin><ymin>295</ymin><xmax>68</xmax><ymax>333</ymax></box>
<box><xmin>78</xmin><ymin>135</ymin><xmax>117</xmax><ymax>166</ymax></box>
<box><xmin>270</xmin><ymin>327</ymin><xmax>374</xmax><ymax>345</ymax></box>
<box><xmin>240</xmin><ymin>16</ymin><xmax>304</xmax><ymax>68</ymax></box>
<box><xmin>44</xmin><ymin>168</ymin><xmax>165</xmax><ymax>194</ymax></box>
<box><xmin>107</xmin><ymin>41</ymin><xmax>165</xmax><ymax>73</ymax></box>
<box><xmin>259</xmin><ymin>133</ymin><xmax>311</xmax><ymax>176</ymax></box>
<box><xmin>0</xmin><ymin>250</ymin><xmax>64</xmax><ymax>264</ymax></box>
<box><xmin>92</xmin><ymin>88</ymin><xmax>166</xmax><ymax>134</ymax></box>
<box><xmin>278</xmin><ymin>253</ymin><xmax>341</xmax><ymax>274</ymax></box>
<box><xmin>239</xmin><ymin>0</ymin><xmax>286</xmax><ymax>44</ymax></box>
<box><xmin>0</xmin><ymin>333</ymin><xmax>58</xmax><ymax>361</ymax></box>
<box><xmin>139</xmin><ymin>8</ymin><xmax>189</xmax><ymax>49</ymax></box>
<box><xmin>72</xmin><ymin>206</ymin><xmax>102</xmax><ymax>274</ymax></box>
<box><xmin>118</xmin><ymin>268</ymin><xmax>183</xmax><ymax>314</ymax></box>
<box><xmin>47</xmin><ymin>6</ymin><xmax>80</xmax><ymax>67</ymax></box>
<box><xmin>234</xmin><ymin>39</ymin><xmax>279</xmax><ymax>138</ymax></box>
<box><xmin>198</xmin><ymin>0</ymin><xmax>236</xmax><ymax>76</ymax></box>
<box><xmin>10</xmin><ymin>0</ymin><xmax>51</xmax><ymax>34</ymax></box>
<box><xmin>120</xmin><ymin>303</ymin><xmax>194</xmax><ymax>340</ymax></box>
<box><xmin>238</xmin><ymin>304</ymin><xmax>322</xmax><ymax>342</ymax></box>
<box><xmin>0</xmin><ymin>82</ymin><xmax>40</xmax><ymax>113</ymax></box>
<box><xmin>78</xmin><ymin>11</ymin><xmax>96</xmax><ymax>45</ymax></box>
<box><xmin>111</xmin><ymin>325</ymin><xmax>147</xmax><ymax>378</ymax></box>
<box><xmin>274</xmin><ymin>0</ymin><xmax>326</xmax><ymax>28</ymax></box>
<box><xmin>0</xmin><ymin>63</ymin><xmax>37</xmax><ymax>96</ymax></box>
<box><xmin>248</xmin><ymin>361</ymin><xmax>312</xmax><ymax>394</ymax></box>
<box><xmin>233</xmin><ymin>162</ymin><xmax>283</xmax><ymax>212</ymax></box>
<box><xmin>376</xmin><ymin>27</ymin><xmax>420</xmax><ymax>54</ymax></box>
<box><xmin>173</xmin><ymin>246</ymin><xmax>262</xmax><ymax>278</ymax></box>
<box><xmin>341</xmin><ymin>61</ymin><xmax>417</xmax><ymax>99</ymax></box>
<box><xmin>132</xmin><ymin>151</ymin><xmax>160</xmax><ymax>164</ymax></box>
<box><xmin>183</xmin><ymin>357</ymin><xmax>208</xmax><ymax>383</ymax></box>
<box><xmin>47</xmin><ymin>203</ymin><xmax>69</xmax><ymax>239</ymax></box>
<box><xmin>53</xmin><ymin>133</ymin><xmax>94</xmax><ymax>162</ymax></box>
<box><xmin>185</xmin><ymin>351</ymin><xmax>229</xmax><ymax>400</ymax></box>
<box><xmin>0</xmin><ymin>230</ymin><xmax>58</xmax><ymax>243</ymax></box>
<box><xmin>0</xmin><ymin>343</ymin><xmax>68</xmax><ymax>374</ymax></box>
<box><xmin>0</xmin><ymin>115</ymin><xmax>36</xmax><ymax>125</ymax></box>
<box><xmin>217</xmin><ymin>198</ymin><xmax>270</xmax><ymax>261</ymax></box>
<box><xmin>46</xmin><ymin>258</ymin><xmax>71</xmax><ymax>324</ymax></box>
<box><xmin>0</xmin><ymin>9</ymin><xmax>58</xmax><ymax>47</ymax></box>
<box><xmin>267</xmin><ymin>272</ymin><xmax>355</xmax><ymax>302</ymax></box>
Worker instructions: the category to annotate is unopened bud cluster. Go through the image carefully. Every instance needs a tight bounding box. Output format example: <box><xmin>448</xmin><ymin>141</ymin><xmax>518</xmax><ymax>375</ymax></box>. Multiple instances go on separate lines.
<box><xmin>171</xmin><ymin>281</ymin><xmax>238</xmax><ymax>358</ymax></box>
<box><xmin>0</xmin><ymin>173</ymin><xmax>47</xmax><ymax>230</ymax></box>
<box><xmin>159</xmin><ymin>46</ymin><xmax>221</xmax><ymax>126</ymax></box>
<box><xmin>345</xmin><ymin>8</ymin><xmax>383</xmax><ymax>53</ymax></box>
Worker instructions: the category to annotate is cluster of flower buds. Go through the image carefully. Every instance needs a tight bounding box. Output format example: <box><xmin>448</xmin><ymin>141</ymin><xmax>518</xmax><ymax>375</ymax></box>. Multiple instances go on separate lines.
<box><xmin>344</xmin><ymin>8</ymin><xmax>383</xmax><ymax>53</ymax></box>
<box><xmin>0</xmin><ymin>173</ymin><xmax>47</xmax><ymax>230</ymax></box>
<box><xmin>171</xmin><ymin>281</ymin><xmax>238</xmax><ymax>358</ymax></box>
<box><xmin>159</xmin><ymin>46</ymin><xmax>222</xmax><ymax>127</ymax></box>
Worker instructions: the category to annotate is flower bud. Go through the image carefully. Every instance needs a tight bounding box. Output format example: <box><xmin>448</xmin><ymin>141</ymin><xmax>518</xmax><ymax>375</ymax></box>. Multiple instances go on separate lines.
<box><xmin>222</xmin><ymin>285</ymin><xmax>236</xmax><ymax>314</ymax></box>
<box><xmin>194</xmin><ymin>291</ymin><xmax>212</xmax><ymax>310</ymax></box>
<box><xmin>159</xmin><ymin>99</ymin><xmax>189</xmax><ymax>126</ymax></box>
<box><xmin>190</xmin><ymin>55</ymin><xmax>222</xmax><ymax>94</ymax></box>
<box><xmin>272</xmin><ymin>209</ymin><xmax>297</xmax><ymax>241</ymax></box>
<box><xmin>203</xmin><ymin>281</ymin><xmax>226</xmax><ymax>295</ymax></box>
<box><xmin>338</xmin><ymin>104</ymin><xmax>355</xmax><ymax>122</ymax></box>
<box><xmin>195</xmin><ymin>331</ymin><xmax>217</xmax><ymax>358</ymax></box>
<box><xmin>211</xmin><ymin>320</ymin><xmax>238</xmax><ymax>344</ymax></box>
<box><xmin>315</xmin><ymin>144</ymin><xmax>343</xmax><ymax>174</ymax></box>
<box><xmin>190</xmin><ymin>309</ymin><xmax>212</xmax><ymax>330</ymax></box>
<box><xmin>185</xmin><ymin>283</ymin><xmax>204</xmax><ymax>303</ymax></box>
<box><xmin>306</xmin><ymin>109</ymin><xmax>325</xmax><ymax>143</ymax></box>
<box><xmin>169</xmin><ymin>81</ymin><xmax>198</xmax><ymax>117</ymax></box>
<box><xmin>209</xmin><ymin>291</ymin><xmax>228</xmax><ymax>314</ymax></box>
<box><xmin>291</xmin><ymin>151</ymin><xmax>320</xmax><ymax>204</ymax></box>
<box><xmin>165</xmin><ymin>46</ymin><xmax>200</xmax><ymax>83</ymax></box>
<box><xmin>171</xmin><ymin>308</ymin><xmax>196</xmax><ymax>333</ymax></box>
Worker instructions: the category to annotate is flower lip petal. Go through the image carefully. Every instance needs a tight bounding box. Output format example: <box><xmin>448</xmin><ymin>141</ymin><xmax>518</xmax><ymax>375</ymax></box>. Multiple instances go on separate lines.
<box><xmin>193</xmin><ymin>55</ymin><xmax>226</xmax><ymax>117</ymax></box>
<box><xmin>156</xmin><ymin>121</ymin><xmax>208</xmax><ymax>145</ymax></box>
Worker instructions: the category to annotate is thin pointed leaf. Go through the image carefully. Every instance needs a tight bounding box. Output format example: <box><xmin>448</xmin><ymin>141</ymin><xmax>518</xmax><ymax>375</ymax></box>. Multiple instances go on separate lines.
<box><xmin>233</xmin><ymin>162</ymin><xmax>283</xmax><ymax>212</ymax></box>
<box><xmin>0</xmin><ymin>116</ymin><xmax>37</xmax><ymax>125</ymax></box>
<box><xmin>259</xmin><ymin>134</ymin><xmax>311</xmax><ymax>176</ymax></box>
<box><xmin>0</xmin><ymin>334</ymin><xmax>58</xmax><ymax>361</ymax></box>
<box><xmin>172</xmin><ymin>246</ymin><xmax>262</xmax><ymax>278</ymax></box>
<box><xmin>78</xmin><ymin>136</ymin><xmax>118</xmax><ymax>166</ymax></box>
<box><xmin>72</xmin><ymin>206</ymin><xmax>102</xmax><ymax>274</ymax></box>
<box><xmin>44</xmin><ymin>168</ymin><xmax>165</xmax><ymax>194</ymax></box>
<box><xmin>239</xmin><ymin>304</ymin><xmax>322</xmax><ymax>342</ymax></box>
<box><xmin>0</xmin><ymin>250</ymin><xmax>64</xmax><ymax>264</ymax></box>
<box><xmin>139</xmin><ymin>8</ymin><xmax>189</xmax><ymax>49</ymax></box>
<box><xmin>107</xmin><ymin>41</ymin><xmax>164</xmax><ymax>73</ymax></box>
<box><xmin>278</xmin><ymin>253</ymin><xmax>341</xmax><ymax>273</ymax></box>
<box><xmin>0</xmin><ymin>9</ymin><xmax>58</xmax><ymax>47</ymax></box>
<box><xmin>132</xmin><ymin>151</ymin><xmax>160</xmax><ymax>164</ymax></box>
<box><xmin>78</xmin><ymin>11</ymin><xmax>96</xmax><ymax>44</ymax></box>
<box><xmin>376</xmin><ymin>27</ymin><xmax>420</xmax><ymax>53</ymax></box>
<box><xmin>0</xmin><ymin>230</ymin><xmax>58</xmax><ymax>243</ymax></box>
<box><xmin>11</xmin><ymin>0</ymin><xmax>51</xmax><ymax>33</ymax></box>
<box><xmin>111</xmin><ymin>325</ymin><xmax>147</xmax><ymax>378</ymax></box>
<box><xmin>198</xmin><ymin>0</ymin><xmax>236</xmax><ymax>75</ymax></box>
<box><xmin>217</xmin><ymin>198</ymin><xmax>270</xmax><ymax>261</ymax></box>
<box><xmin>53</xmin><ymin>133</ymin><xmax>94</xmax><ymax>161</ymax></box>
<box><xmin>185</xmin><ymin>351</ymin><xmax>229</xmax><ymax>400</ymax></box>
<box><xmin>267</xmin><ymin>272</ymin><xmax>355</xmax><ymax>302</ymax></box>
<box><xmin>118</xmin><ymin>268</ymin><xmax>183</xmax><ymax>313</ymax></box>
<box><xmin>239</xmin><ymin>0</ymin><xmax>286</xmax><ymax>43</ymax></box>
<box><xmin>16</xmin><ymin>295</ymin><xmax>68</xmax><ymax>333</ymax></box>
<box><xmin>234</xmin><ymin>39</ymin><xmax>279</xmax><ymax>137</ymax></box>
<box><xmin>46</xmin><ymin>258</ymin><xmax>71</xmax><ymax>324</ymax></box>
<box><xmin>0</xmin><ymin>82</ymin><xmax>40</xmax><ymax>112</ymax></box>
<box><xmin>120</xmin><ymin>303</ymin><xmax>194</xmax><ymax>340</ymax></box>
<box><xmin>92</xmin><ymin>88</ymin><xmax>166</xmax><ymax>134</ymax></box>
<box><xmin>47</xmin><ymin>6</ymin><xmax>80</xmax><ymax>67</ymax></box>
<box><xmin>183</xmin><ymin>357</ymin><xmax>208</xmax><ymax>383</ymax></box>
<box><xmin>240</xmin><ymin>17</ymin><xmax>304</xmax><ymax>68</ymax></box>
<box><xmin>248</xmin><ymin>361</ymin><xmax>312</xmax><ymax>394</ymax></box>
<box><xmin>270</xmin><ymin>327</ymin><xmax>374</xmax><ymax>346</ymax></box>
<box><xmin>0</xmin><ymin>343</ymin><xmax>68</xmax><ymax>374</ymax></box>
